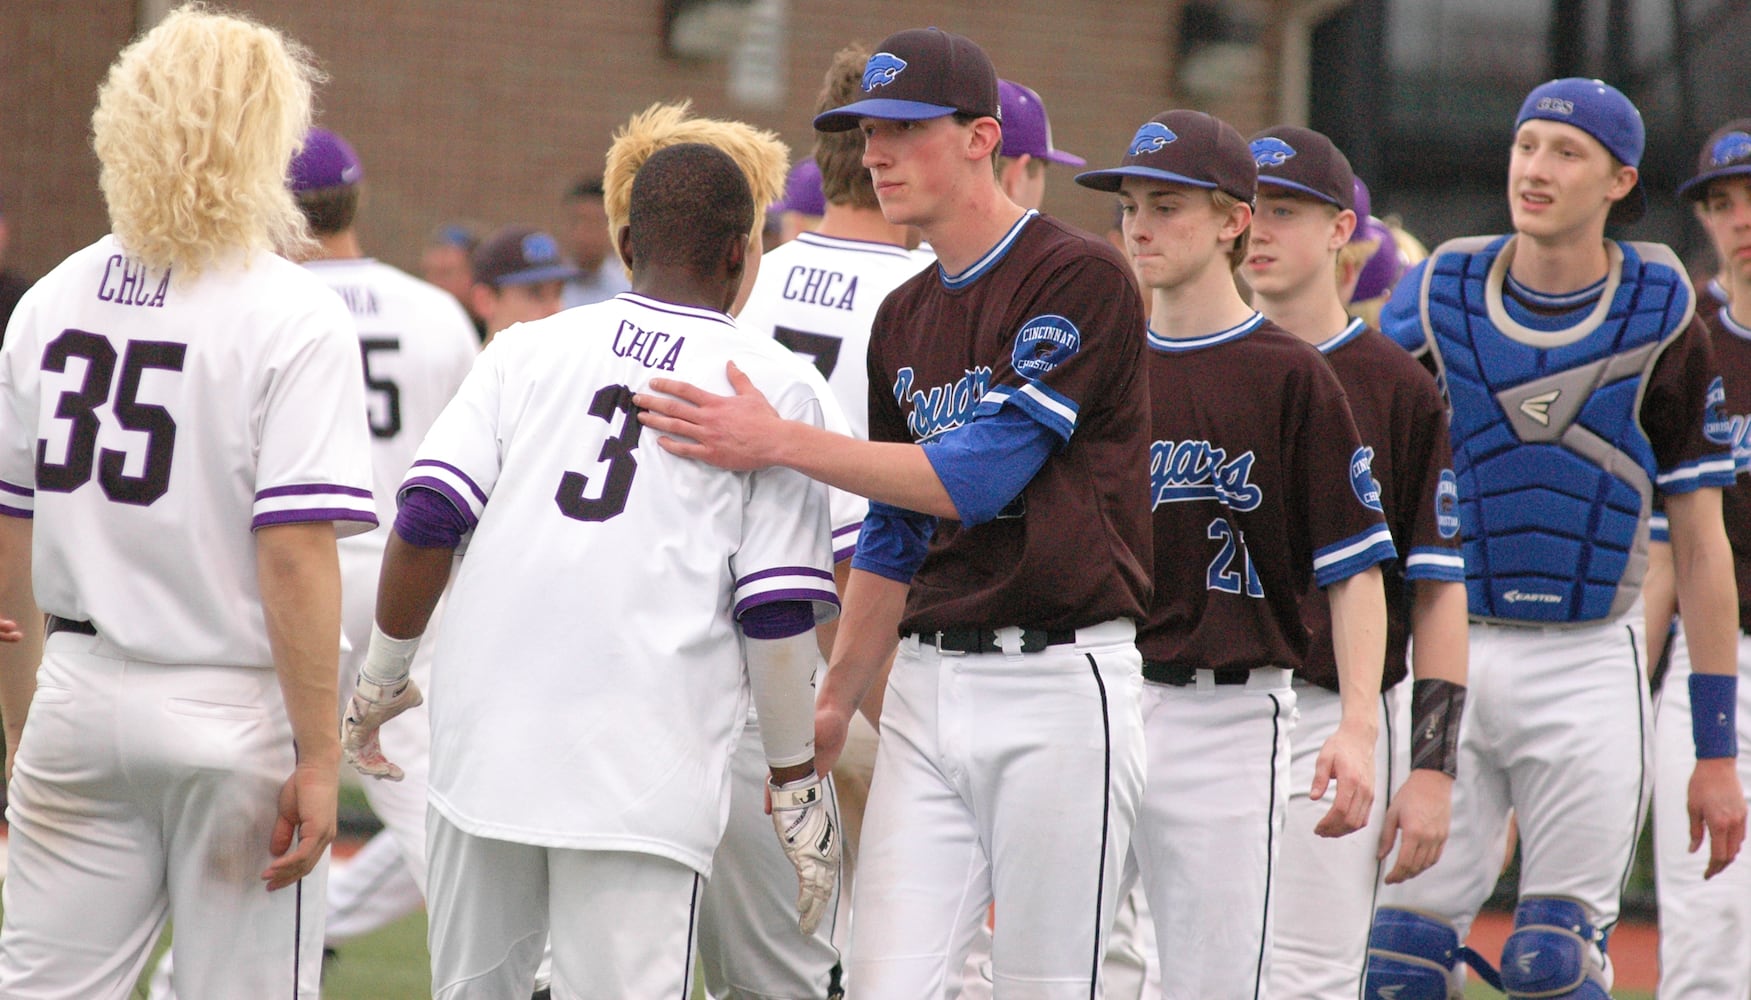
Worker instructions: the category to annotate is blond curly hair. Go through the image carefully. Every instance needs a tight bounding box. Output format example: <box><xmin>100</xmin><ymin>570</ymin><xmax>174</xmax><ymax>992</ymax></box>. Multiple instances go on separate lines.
<box><xmin>92</xmin><ymin>4</ymin><xmax>323</xmax><ymax>278</ymax></box>
<box><xmin>604</xmin><ymin>102</ymin><xmax>789</xmax><ymax>274</ymax></box>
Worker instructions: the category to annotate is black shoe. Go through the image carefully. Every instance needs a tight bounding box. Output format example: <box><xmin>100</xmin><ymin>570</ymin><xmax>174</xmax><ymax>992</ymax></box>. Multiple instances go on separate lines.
<box><xmin>530</xmin><ymin>988</ymin><xmax>551</xmax><ymax>1000</ymax></box>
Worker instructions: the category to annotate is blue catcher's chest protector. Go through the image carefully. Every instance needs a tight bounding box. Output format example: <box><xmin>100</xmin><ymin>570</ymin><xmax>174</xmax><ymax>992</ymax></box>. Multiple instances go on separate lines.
<box><xmin>1419</xmin><ymin>236</ymin><xmax>1695</xmax><ymax>625</ymax></box>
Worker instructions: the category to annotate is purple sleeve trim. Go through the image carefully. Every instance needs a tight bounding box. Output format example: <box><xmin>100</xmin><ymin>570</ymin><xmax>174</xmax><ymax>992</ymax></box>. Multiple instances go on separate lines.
<box><xmin>409</xmin><ymin>459</ymin><xmax>489</xmax><ymax>505</ymax></box>
<box><xmin>398</xmin><ymin>477</ymin><xmax>480</xmax><ymax>529</ymax></box>
<box><xmin>255</xmin><ymin>483</ymin><xmax>374</xmax><ymax>500</ymax></box>
<box><xmin>832</xmin><ymin>522</ymin><xmax>861</xmax><ymax>539</ymax></box>
<box><xmin>395</xmin><ymin>487</ymin><xmax>469</xmax><ymax>549</ymax></box>
<box><xmin>0</xmin><ymin>505</ymin><xmax>31</xmax><ymax>519</ymax></box>
<box><xmin>251</xmin><ymin>508</ymin><xmax>380</xmax><ymax>530</ymax></box>
<box><xmin>0</xmin><ymin>481</ymin><xmax>31</xmax><ymax>498</ymax></box>
<box><xmin>734</xmin><ymin>587</ymin><xmax>840</xmax><ymax>618</ymax></box>
<box><xmin>738</xmin><ymin>600</ymin><xmax>816</xmax><ymax>639</ymax></box>
<box><xmin>736</xmin><ymin>565</ymin><xmax>836</xmax><ymax>587</ymax></box>
<box><xmin>833</xmin><ymin>542</ymin><xmax>858</xmax><ymax>563</ymax></box>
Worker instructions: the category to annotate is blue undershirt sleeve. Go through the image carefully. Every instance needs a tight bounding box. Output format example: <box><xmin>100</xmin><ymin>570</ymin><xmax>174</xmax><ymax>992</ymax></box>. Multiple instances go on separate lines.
<box><xmin>850</xmin><ymin>502</ymin><xmax>936</xmax><ymax>584</ymax></box>
<box><xmin>924</xmin><ymin>405</ymin><xmax>1059</xmax><ymax>527</ymax></box>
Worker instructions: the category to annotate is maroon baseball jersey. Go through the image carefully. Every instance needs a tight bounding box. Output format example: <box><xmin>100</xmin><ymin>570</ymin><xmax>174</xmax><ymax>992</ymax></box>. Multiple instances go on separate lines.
<box><xmin>1701</xmin><ymin>305</ymin><xmax>1751</xmax><ymax>627</ymax></box>
<box><xmin>1299</xmin><ymin>319</ymin><xmax>1464</xmax><ymax>693</ymax></box>
<box><xmin>1139</xmin><ymin>314</ymin><xmax>1396</xmax><ymax>672</ymax></box>
<box><xmin>865</xmin><ymin>211</ymin><xmax>1152</xmax><ymax>633</ymax></box>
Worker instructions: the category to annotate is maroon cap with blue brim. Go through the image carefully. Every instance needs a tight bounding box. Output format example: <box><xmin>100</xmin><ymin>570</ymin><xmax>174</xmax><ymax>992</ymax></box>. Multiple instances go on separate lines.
<box><xmin>813</xmin><ymin>28</ymin><xmax>1000</xmax><ymax>133</ymax></box>
<box><xmin>1074</xmin><ymin>110</ymin><xmax>1257</xmax><ymax>203</ymax></box>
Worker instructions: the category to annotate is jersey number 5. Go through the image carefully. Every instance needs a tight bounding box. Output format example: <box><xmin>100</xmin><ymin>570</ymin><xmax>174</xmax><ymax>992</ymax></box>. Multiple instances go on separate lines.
<box><xmin>36</xmin><ymin>329</ymin><xmax>186</xmax><ymax>506</ymax></box>
<box><xmin>359</xmin><ymin>337</ymin><xmax>402</xmax><ymax>439</ymax></box>
<box><xmin>554</xmin><ymin>384</ymin><xmax>641</xmax><ymax>522</ymax></box>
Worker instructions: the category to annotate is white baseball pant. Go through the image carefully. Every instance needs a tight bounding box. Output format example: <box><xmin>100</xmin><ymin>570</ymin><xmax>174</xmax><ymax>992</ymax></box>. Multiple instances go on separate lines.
<box><xmin>1377</xmin><ymin>617</ymin><xmax>1651</xmax><ymax>990</ymax></box>
<box><xmin>0</xmin><ymin>632</ymin><xmax>327</xmax><ymax>999</ymax></box>
<box><xmin>847</xmin><ymin>620</ymin><xmax>1144</xmax><ymax>999</ymax></box>
<box><xmin>1652</xmin><ymin>624</ymin><xmax>1751</xmax><ymax>1000</ymax></box>
<box><xmin>1130</xmin><ymin>666</ymin><xmax>1295</xmax><ymax>1000</ymax></box>
<box><xmin>959</xmin><ymin>883</ymin><xmax>1158</xmax><ymax>1000</ymax></box>
<box><xmin>1271</xmin><ymin>681</ymin><xmax>1405</xmax><ymax>999</ymax></box>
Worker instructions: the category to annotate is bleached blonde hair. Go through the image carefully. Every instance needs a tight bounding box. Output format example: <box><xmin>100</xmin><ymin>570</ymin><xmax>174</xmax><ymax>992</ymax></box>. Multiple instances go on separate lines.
<box><xmin>604</xmin><ymin>102</ymin><xmax>788</xmax><ymax>272</ymax></box>
<box><xmin>92</xmin><ymin>4</ymin><xmax>322</xmax><ymax>278</ymax></box>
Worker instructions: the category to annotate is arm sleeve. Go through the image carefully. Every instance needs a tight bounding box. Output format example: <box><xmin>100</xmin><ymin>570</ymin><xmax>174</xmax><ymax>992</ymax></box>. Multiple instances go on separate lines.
<box><xmin>252</xmin><ymin>295</ymin><xmax>378</xmax><ymax>535</ymax></box>
<box><xmin>729</xmin><ymin>380</ymin><xmax>840</xmax><ymax>624</ymax></box>
<box><xmin>742</xmin><ymin>629</ymin><xmax>821</xmax><ymax>768</ymax></box>
<box><xmin>1647</xmin><ymin>319</ymin><xmax>1736</xmax><ymax>495</ymax></box>
<box><xmin>923</xmin><ymin>405</ymin><xmax>1058</xmax><ymax>526</ymax></box>
<box><xmin>850</xmin><ymin>501</ymin><xmax>937</xmax><ymax>583</ymax></box>
<box><xmin>1379</xmin><ymin>261</ymin><xmax>1432</xmax><ymax>358</ymax></box>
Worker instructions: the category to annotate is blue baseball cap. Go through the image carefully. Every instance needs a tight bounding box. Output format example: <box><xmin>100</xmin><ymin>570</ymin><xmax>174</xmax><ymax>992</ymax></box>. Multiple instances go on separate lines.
<box><xmin>813</xmin><ymin>28</ymin><xmax>1000</xmax><ymax>133</ymax></box>
<box><xmin>1074</xmin><ymin>110</ymin><xmax>1257</xmax><ymax>203</ymax></box>
<box><xmin>1515</xmin><ymin>78</ymin><xmax>1645</xmax><ymax>224</ymax></box>
<box><xmin>1678</xmin><ymin>119</ymin><xmax>1751</xmax><ymax>201</ymax></box>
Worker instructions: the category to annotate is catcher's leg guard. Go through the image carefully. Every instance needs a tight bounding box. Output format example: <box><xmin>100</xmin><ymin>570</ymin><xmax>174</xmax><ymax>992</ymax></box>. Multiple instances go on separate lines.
<box><xmin>1499</xmin><ymin>897</ymin><xmax>1611</xmax><ymax>999</ymax></box>
<box><xmin>1364</xmin><ymin>908</ymin><xmax>1466</xmax><ymax>1000</ymax></box>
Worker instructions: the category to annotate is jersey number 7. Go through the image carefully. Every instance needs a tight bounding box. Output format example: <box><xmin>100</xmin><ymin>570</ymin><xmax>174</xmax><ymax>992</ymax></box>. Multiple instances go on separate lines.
<box><xmin>36</xmin><ymin>329</ymin><xmax>186</xmax><ymax>506</ymax></box>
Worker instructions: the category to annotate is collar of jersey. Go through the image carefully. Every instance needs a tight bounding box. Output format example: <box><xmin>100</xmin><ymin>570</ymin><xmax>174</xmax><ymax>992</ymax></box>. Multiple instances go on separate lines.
<box><xmin>616</xmin><ymin>291</ymin><xmax>735</xmax><ymax>327</ymax></box>
<box><xmin>1147</xmin><ymin>311</ymin><xmax>1266</xmax><ymax>353</ymax></box>
<box><xmin>1720</xmin><ymin>304</ymin><xmax>1751</xmax><ymax>342</ymax></box>
<box><xmin>1504</xmin><ymin>270</ymin><xmax>1606</xmax><ymax>310</ymax></box>
<box><xmin>938</xmin><ymin>210</ymin><xmax>1037</xmax><ymax>290</ymax></box>
<box><xmin>1315</xmin><ymin>316</ymin><xmax>1367</xmax><ymax>355</ymax></box>
<box><xmin>795</xmin><ymin>232</ymin><xmax>915</xmax><ymax>260</ymax></box>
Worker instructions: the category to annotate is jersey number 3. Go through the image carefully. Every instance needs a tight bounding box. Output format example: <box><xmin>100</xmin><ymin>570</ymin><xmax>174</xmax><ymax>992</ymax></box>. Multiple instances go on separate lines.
<box><xmin>554</xmin><ymin>384</ymin><xmax>641</xmax><ymax>522</ymax></box>
<box><xmin>36</xmin><ymin>329</ymin><xmax>186</xmax><ymax>506</ymax></box>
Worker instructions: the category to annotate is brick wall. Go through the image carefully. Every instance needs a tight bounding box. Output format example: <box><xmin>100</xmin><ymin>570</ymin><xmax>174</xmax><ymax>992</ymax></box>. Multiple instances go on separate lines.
<box><xmin>2</xmin><ymin>1</ymin><xmax>1301</xmax><ymax>281</ymax></box>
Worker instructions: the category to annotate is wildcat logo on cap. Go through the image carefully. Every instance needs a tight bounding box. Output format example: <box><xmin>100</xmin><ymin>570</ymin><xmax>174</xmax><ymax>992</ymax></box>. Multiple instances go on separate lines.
<box><xmin>1251</xmin><ymin>137</ymin><xmax>1296</xmax><ymax>167</ymax></box>
<box><xmin>521</xmin><ymin>232</ymin><xmax>560</xmax><ymax>263</ymax></box>
<box><xmin>863</xmin><ymin>52</ymin><xmax>908</xmax><ymax>92</ymax></box>
<box><xmin>1712</xmin><ymin>131</ymin><xmax>1751</xmax><ymax>167</ymax></box>
<box><xmin>1128</xmin><ymin>122</ymin><xmax>1178</xmax><ymax>156</ymax></box>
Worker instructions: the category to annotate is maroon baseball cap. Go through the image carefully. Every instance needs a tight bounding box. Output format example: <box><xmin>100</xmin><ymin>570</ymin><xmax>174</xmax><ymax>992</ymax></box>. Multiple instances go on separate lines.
<box><xmin>813</xmin><ymin>28</ymin><xmax>1000</xmax><ymax>133</ymax></box>
<box><xmin>471</xmin><ymin>226</ymin><xmax>580</xmax><ymax>288</ymax></box>
<box><xmin>1074</xmin><ymin>110</ymin><xmax>1256</xmax><ymax>203</ymax></box>
<box><xmin>997</xmin><ymin>79</ymin><xmax>1084</xmax><ymax>167</ymax></box>
<box><xmin>290</xmin><ymin>127</ymin><xmax>363</xmax><ymax>193</ymax></box>
<box><xmin>1250</xmin><ymin>125</ymin><xmax>1354</xmax><ymax>212</ymax></box>
<box><xmin>1678</xmin><ymin>118</ymin><xmax>1751</xmax><ymax>201</ymax></box>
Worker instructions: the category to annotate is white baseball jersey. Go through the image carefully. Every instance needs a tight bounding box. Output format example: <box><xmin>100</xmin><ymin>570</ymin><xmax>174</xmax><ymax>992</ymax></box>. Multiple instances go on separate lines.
<box><xmin>0</xmin><ymin>235</ymin><xmax>377</xmax><ymax>666</ymax></box>
<box><xmin>736</xmin><ymin>231</ymin><xmax>931</xmax><ymax>559</ymax></box>
<box><xmin>407</xmin><ymin>291</ymin><xmax>838</xmax><ymax>875</ymax></box>
<box><xmin>302</xmin><ymin>257</ymin><xmax>477</xmax><ymax>540</ymax></box>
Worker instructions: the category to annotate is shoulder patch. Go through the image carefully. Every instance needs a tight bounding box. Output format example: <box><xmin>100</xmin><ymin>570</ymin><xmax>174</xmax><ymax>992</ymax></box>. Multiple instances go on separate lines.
<box><xmin>1436</xmin><ymin>469</ymin><xmax>1460</xmax><ymax>539</ymax></box>
<box><xmin>1351</xmin><ymin>445</ymin><xmax>1384</xmax><ymax>512</ymax></box>
<box><xmin>1012</xmin><ymin>314</ymin><xmax>1081</xmax><ymax>380</ymax></box>
<box><xmin>1704</xmin><ymin>376</ymin><xmax>1734</xmax><ymax>445</ymax></box>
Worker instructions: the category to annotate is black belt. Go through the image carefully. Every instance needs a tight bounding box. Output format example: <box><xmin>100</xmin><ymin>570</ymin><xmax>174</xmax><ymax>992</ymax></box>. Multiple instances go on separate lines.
<box><xmin>46</xmin><ymin>616</ymin><xmax>96</xmax><ymax>638</ymax></box>
<box><xmin>1144</xmin><ymin>661</ymin><xmax>1252</xmax><ymax>687</ymax></box>
<box><xmin>906</xmin><ymin>626</ymin><xmax>1077</xmax><ymax>655</ymax></box>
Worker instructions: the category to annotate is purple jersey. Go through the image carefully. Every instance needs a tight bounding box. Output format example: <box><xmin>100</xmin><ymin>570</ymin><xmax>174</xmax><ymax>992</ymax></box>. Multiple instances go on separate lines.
<box><xmin>1701</xmin><ymin>306</ymin><xmax>1751</xmax><ymax>628</ymax></box>
<box><xmin>1299</xmin><ymin>320</ymin><xmax>1464</xmax><ymax>692</ymax></box>
<box><xmin>866</xmin><ymin>212</ymin><xmax>1151</xmax><ymax>633</ymax></box>
<box><xmin>1139</xmin><ymin>314</ymin><xmax>1396</xmax><ymax>671</ymax></box>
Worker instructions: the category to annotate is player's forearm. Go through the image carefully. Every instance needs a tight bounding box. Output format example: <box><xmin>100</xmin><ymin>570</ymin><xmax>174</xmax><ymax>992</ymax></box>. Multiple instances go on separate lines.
<box><xmin>256</xmin><ymin>522</ymin><xmax>343</xmax><ymax>766</ymax></box>
<box><xmin>744</xmin><ymin>629</ymin><xmax>823</xmax><ymax>770</ymax></box>
<box><xmin>820</xmin><ymin>569</ymin><xmax>908</xmax><ymax>718</ymax></box>
<box><xmin>1328</xmin><ymin>565</ymin><xmax>1387</xmax><ymax>730</ymax></box>
<box><xmin>374</xmin><ymin>534</ymin><xmax>457</xmax><ymax>640</ymax></box>
<box><xmin>1409</xmin><ymin>579</ymin><xmax>1468</xmax><ymax>685</ymax></box>
<box><xmin>1668</xmin><ymin>490</ymin><xmax>1739</xmax><ymax>678</ymax></box>
<box><xmin>0</xmin><ymin>517</ymin><xmax>42</xmax><ymax>753</ymax></box>
<box><xmin>1643</xmin><ymin>539</ymin><xmax>1678</xmax><ymax>671</ymax></box>
<box><xmin>770</xmin><ymin>422</ymin><xmax>958</xmax><ymax>519</ymax></box>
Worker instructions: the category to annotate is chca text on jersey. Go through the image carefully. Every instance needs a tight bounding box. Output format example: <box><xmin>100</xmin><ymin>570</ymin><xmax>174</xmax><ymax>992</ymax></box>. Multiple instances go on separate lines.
<box><xmin>893</xmin><ymin>365</ymin><xmax>992</xmax><ymax>441</ymax></box>
<box><xmin>611</xmin><ymin>319</ymin><xmax>686</xmax><ymax>371</ymax></box>
<box><xmin>1149</xmin><ymin>439</ymin><xmax>1264</xmax><ymax>512</ymax></box>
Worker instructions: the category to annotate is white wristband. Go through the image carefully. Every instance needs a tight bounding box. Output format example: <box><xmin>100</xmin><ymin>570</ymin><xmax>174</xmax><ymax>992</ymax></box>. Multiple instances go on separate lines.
<box><xmin>361</xmin><ymin>624</ymin><xmax>421</xmax><ymax>687</ymax></box>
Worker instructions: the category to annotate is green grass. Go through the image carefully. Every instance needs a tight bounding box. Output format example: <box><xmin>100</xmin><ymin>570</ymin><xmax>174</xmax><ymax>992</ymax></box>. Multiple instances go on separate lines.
<box><xmin>320</xmin><ymin>911</ymin><xmax>430</xmax><ymax>999</ymax></box>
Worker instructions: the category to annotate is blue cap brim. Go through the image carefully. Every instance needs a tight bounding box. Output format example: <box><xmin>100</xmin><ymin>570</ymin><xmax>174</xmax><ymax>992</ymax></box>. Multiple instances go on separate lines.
<box><xmin>1073</xmin><ymin>165</ymin><xmax>1219</xmax><ymax>194</ymax></box>
<box><xmin>1257</xmin><ymin>176</ymin><xmax>1347</xmax><ymax>210</ymax></box>
<box><xmin>814</xmin><ymin>99</ymin><xmax>961</xmax><ymax>132</ymax></box>
<box><xmin>496</xmin><ymin>265</ymin><xmax>582</xmax><ymax>287</ymax></box>
<box><xmin>1678</xmin><ymin>163</ymin><xmax>1751</xmax><ymax>201</ymax></box>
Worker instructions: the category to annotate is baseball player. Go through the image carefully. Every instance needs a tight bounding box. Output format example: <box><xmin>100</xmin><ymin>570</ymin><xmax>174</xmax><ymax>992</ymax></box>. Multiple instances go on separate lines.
<box><xmin>338</xmin><ymin>141</ymin><xmax>841</xmax><ymax>998</ymax></box>
<box><xmin>770</xmin><ymin>159</ymin><xmax>828</xmax><ymax>247</ymax></box>
<box><xmin>636</xmin><ymin>27</ymin><xmax>1153</xmax><ymax>999</ymax></box>
<box><xmin>1073</xmin><ymin>110</ymin><xmax>1394</xmax><ymax>998</ymax></box>
<box><xmin>0</xmin><ymin>8</ymin><xmax>376</xmax><ymax>998</ymax></box>
<box><xmin>468</xmin><ymin>225</ymin><xmax>579</xmax><ymax>343</ymax></box>
<box><xmin>1239</xmin><ymin>124</ymin><xmax>1469</xmax><ymax>1000</ymax></box>
<box><xmin>993</xmin><ymin>79</ymin><xmax>1085</xmax><ymax>211</ymax></box>
<box><xmin>1646</xmin><ymin>118</ymin><xmax>1751</xmax><ymax>1000</ymax></box>
<box><xmin>596</xmin><ymin>101</ymin><xmax>854</xmax><ymax>1000</ymax></box>
<box><xmin>1366</xmin><ymin>79</ymin><xmax>1746</xmax><ymax>999</ymax></box>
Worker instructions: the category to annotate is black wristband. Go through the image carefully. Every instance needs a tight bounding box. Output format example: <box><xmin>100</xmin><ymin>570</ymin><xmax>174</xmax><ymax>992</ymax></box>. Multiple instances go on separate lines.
<box><xmin>1410</xmin><ymin>678</ymin><xmax>1466</xmax><ymax>778</ymax></box>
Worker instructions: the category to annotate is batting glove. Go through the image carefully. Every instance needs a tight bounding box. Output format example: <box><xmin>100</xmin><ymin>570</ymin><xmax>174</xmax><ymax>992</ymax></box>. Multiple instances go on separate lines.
<box><xmin>341</xmin><ymin>675</ymin><xmax>423</xmax><ymax>781</ymax></box>
<box><xmin>770</xmin><ymin>773</ymin><xmax>840</xmax><ymax>935</ymax></box>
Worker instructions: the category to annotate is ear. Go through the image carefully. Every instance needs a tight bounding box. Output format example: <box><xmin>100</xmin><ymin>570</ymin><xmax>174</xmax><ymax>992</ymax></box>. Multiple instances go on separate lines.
<box><xmin>468</xmin><ymin>283</ymin><xmax>496</xmax><ymax>321</ymax></box>
<box><xmin>615</xmin><ymin>224</ymin><xmax>634</xmax><ymax>270</ymax></box>
<box><xmin>967</xmin><ymin>116</ymin><xmax>1004</xmax><ymax>164</ymax></box>
<box><xmin>1220</xmin><ymin>200</ymin><xmax>1254</xmax><ymax>244</ymax></box>
<box><xmin>1608</xmin><ymin>163</ymin><xmax>1639</xmax><ymax>203</ymax></box>
<box><xmin>1331</xmin><ymin>208</ymin><xmax>1357</xmax><ymax>250</ymax></box>
<box><xmin>725</xmin><ymin>231</ymin><xmax>748</xmax><ymax>283</ymax></box>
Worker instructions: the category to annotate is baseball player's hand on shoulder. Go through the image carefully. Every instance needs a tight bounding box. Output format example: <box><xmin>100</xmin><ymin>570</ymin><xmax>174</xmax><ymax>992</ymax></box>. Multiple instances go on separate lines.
<box><xmin>1378</xmin><ymin>769</ymin><xmax>1453</xmax><ymax>883</ymax></box>
<box><xmin>341</xmin><ymin>674</ymin><xmax>424</xmax><ymax>781</ymax></box>
<box><xmin>262</xmin><ymin>759</ymin><xmax>338</xmax><ymax>891</ymax></box>
<box><xmin>1311</xmin><ymin>720</ymin><xmax>1376</xmax><ymax>838</ymax></box>
<box><xmin>769</xmin><ymin>769</ymin><xmax>841</xmax><ymax>936</ymax></box>
<box><xmin>636</xmin><ymin>362</ymin><xmax>785</xmax><ymax>471</ymax></box>
<box><xmin>1688</xmin><ymin>757</ymin><xmax>1747</xmax><ymax>879</ymax></box>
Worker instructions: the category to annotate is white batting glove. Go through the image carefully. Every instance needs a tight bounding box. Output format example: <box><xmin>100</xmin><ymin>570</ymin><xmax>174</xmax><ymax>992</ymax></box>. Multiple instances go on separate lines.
<box><xmin>341</xmin><ymin>675</ymin><xmax>423</xmax><ymax>781</ymax></box>
<box><xmin>770</xmin><ymin>773</ymin><xmax>840</xmax><ymax>935</ymax></box>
